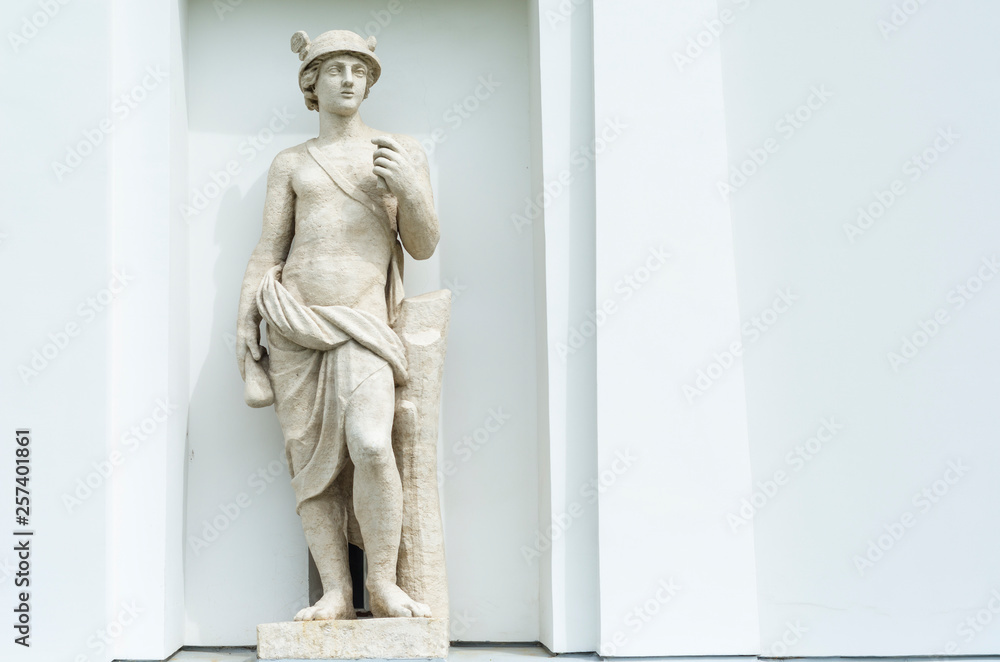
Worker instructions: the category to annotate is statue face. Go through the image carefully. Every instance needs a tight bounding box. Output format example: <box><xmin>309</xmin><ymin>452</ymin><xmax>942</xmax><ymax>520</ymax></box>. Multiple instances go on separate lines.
<box><xmin>314</xmin><ymin>54</ymin><xmax>370</xmax><ymax>116</ymax></box>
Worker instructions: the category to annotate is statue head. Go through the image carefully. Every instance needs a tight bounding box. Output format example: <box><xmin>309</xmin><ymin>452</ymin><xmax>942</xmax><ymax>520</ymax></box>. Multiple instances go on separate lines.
<box><xmin>291</xmin><ymin>30</ymin><xmax>381</xmax><ymax>112</ymax></box>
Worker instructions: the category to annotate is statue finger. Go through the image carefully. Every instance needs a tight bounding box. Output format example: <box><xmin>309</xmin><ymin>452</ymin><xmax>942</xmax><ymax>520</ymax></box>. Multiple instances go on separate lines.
<box><xmin>373</xmin><ymin>147</ymin><xmax>403</xmax><ymax>163</ymax></box>
<box><xmin>371</xmin><ymin>135</ymin><xmax>405</xmax><ymax>154</ymax></box>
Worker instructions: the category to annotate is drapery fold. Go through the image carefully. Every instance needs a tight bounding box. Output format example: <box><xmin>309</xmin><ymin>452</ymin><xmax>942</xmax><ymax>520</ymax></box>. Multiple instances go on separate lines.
<box><xmin>256</xmin><ymin>264</ymin><xmax>407</xmax><ymax>509</ymax></box>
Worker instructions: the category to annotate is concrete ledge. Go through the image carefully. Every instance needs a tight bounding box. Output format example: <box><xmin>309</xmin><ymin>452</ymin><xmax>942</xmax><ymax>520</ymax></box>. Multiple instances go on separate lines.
<box><xmin>257</xmin><ymin>617</ymin><xmax>449</xmax><ymax>660</ymax></box>
<box><xmin>155</xmin><ymin>647</ymin><xmax>1000</xmax><ymax>662</ymax></box>
<box><xmin>165</xmin><ymin>649</ymin><xmax>256</xmax><ymax>662</ymax></box>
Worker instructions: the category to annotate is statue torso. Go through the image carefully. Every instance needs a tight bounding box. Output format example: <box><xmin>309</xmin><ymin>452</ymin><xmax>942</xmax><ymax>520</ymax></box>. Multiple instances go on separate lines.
<box><xmin>282</xmin><ymin>138</ymin><xmax>397</xmax><ymax>320</ymax></box>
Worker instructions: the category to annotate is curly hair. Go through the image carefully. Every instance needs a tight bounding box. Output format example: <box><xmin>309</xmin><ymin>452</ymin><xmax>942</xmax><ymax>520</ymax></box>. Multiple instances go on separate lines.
<box><xmin>299</xmin><ymin>52</ymin><xmax>377</xmax><ymax>111</ymax></box>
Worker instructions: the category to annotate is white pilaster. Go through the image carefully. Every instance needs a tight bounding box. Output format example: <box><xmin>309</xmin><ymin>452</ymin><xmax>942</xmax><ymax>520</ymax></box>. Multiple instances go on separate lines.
<box><xmin>531</xmin><ymin>0</ymin><xmax>601</xmax><ymax>653</ymax></box>
<box><xmin>107</xmin><ymin>0</ymin><xmax>188</xmax><ymax>658</ymax></box>
<box><xmin>592</xmin><ymin>0</ymin><xmax>759</xmax><ymax>655</ymax></box>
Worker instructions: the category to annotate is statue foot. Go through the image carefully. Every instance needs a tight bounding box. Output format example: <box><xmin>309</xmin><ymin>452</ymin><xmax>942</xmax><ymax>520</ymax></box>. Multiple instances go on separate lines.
<box><xmin>369</xmin><ymin>582</ymin><xmax>431</xmax><ymax>618</ymax></box>
<box><xmin>294</xmin><ymin>590</ymin><xmax>356</xmax><ymax>621</ymax></box>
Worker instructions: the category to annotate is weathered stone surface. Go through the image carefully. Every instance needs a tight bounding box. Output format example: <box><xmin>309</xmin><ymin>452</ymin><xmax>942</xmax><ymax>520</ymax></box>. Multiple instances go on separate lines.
<box><xmin>236</xmin><ymin>27</ymin><xmax>451</xmax><ymax>661</ymax></box>
<box><xmin>257</xmin><ymin>617</ymin><xmax>449</xmax><ymax>660</ymax></box>
<box><xmin>392</xmin><ymin>291</ymin><xmax>452</xmax><ymax>623</ymax></box>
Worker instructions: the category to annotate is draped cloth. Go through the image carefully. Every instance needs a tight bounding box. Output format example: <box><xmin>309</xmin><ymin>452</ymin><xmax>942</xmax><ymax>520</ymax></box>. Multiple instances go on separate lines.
<box><xmin>246</xmin><ymin>140</ymin><xmax>451</xmax><ymax>627</ymax></box>
<box><xmin>254</xmin><ymin>141</ymin><xmax>410</xmax><ymax>510</ymax></box>
<box><xmin>256</xmin><ymin>264</ymin><xmax>407</xmax><ymax>510</ymax></box>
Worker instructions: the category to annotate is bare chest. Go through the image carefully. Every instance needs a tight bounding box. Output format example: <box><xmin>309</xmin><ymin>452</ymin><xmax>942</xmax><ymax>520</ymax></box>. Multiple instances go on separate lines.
<box><xmin>292</xmin><ymin>148</ymin><xmax>386</xmax><ymax>207</ymax></box>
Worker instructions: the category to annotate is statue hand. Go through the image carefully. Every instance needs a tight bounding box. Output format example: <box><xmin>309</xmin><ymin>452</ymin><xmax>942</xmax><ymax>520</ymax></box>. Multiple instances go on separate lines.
<box><xmin>236</xmin><ymin>310</ymin><xmax>263</xmax><ymax>381</ymax></box>
<box><xmin>372</xmin><ymin>136</ymin><xmax>424</xmax><ymax>202</ymax></box>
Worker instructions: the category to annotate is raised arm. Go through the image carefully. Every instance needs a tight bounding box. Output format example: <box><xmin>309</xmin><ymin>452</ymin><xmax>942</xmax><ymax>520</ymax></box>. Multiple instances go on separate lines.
<box><xmin>236</xmin><ymin>149</ymin><xmax>298</xmax><ymax>379</ymax></box>
<box><xmin>372</xmin><ymin>135</ymin><xmax>439</xmax><ymax>260</ymax></box>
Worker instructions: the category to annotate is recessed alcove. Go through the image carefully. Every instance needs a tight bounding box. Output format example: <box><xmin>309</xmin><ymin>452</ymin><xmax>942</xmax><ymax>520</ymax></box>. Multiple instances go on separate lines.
<box><xmin>182</xmin><ymin>0</ymin><xmax>543</xmax><ymax>646</ymax></box>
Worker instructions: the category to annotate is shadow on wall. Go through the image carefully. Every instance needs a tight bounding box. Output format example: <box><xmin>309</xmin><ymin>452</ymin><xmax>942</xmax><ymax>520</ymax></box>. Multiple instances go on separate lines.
<box><xmin>184</xmin><ymin>175</ymin><xmax>308</xmax><ymax>640</ymax></box>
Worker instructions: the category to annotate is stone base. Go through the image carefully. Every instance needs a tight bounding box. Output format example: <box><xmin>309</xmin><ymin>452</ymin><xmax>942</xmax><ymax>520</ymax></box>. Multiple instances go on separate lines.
<box><xmin>257</xmin><ymin>617</ymin><xmax>449</xmax><ymax>660</ymax></box>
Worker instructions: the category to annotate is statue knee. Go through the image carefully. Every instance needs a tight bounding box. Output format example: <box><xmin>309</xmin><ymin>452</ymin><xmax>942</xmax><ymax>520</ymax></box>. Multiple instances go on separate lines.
<box><xmin>350</xmin><ymin>432</ymin><xmax>394</xmax><ymax>470</ymax></box>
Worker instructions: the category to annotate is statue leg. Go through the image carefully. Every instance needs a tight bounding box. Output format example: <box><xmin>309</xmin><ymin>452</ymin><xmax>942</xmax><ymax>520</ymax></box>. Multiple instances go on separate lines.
<box><xmin>345</xmin><ymin>363</ymin><xmax>431</xmax><ymax>618</ymax></box>
<box><xmin>293</xmin><ymin>485</ymin><xmax>355</xmax><ymax>621</ymax></box>
<box><xmin>268</xmin><ymin>337</ymin><xmax>356</xmax><ymax>621</ymax></box>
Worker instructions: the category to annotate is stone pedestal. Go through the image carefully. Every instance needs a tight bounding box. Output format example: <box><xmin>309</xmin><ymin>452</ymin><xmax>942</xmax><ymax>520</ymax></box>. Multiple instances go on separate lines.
<box><xmin>257</xmin><ymin>617</ymin><xmax>449</xmax><ymax>660</ymax></box>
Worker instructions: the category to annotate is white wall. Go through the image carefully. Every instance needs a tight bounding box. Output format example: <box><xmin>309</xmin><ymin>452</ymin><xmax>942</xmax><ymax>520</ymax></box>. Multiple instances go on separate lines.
<box><xmin>530</xmin><ymin>0</ymin><xmax>601</xmax><ymax>653</ymax></box>
<box><xmin>3</xmin><ymin>0</ymin><xmax>191</xmax><ymax>660</ymax></box>
<box><xmin>592</xmin><ymin>0</ymin><xmax>760</xmax><ymax>656</ymax></box>
<box><xmin>107</xmin><ymin>0</ymin><xmax>188</xmax><ymax>658</ymax></box>
<box><xmin>721</xmin><ymin>0</ymin><xmax>1000</xmax><ymax>655</ymax></box>
<box><xmin>183</xmin><ymin>0</ymin><xmax>540</xmax><ymax>645</ymax></box>
<box><xmin>0</xmin><ymin>2</ymin><xmax>112</xmax><ymax>660</ymax></box>
<box><xmin>10</xmin><ymin>1</ymin><xmax>1000</xmax><ymax>659</ymax></box>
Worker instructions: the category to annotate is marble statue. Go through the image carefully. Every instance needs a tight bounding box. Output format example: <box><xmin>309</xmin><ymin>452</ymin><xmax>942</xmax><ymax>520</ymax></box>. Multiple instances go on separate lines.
<box><xmin>237</xmin><ymin>29</ymin><xmax>450</xmax><ymax>659</ymax></box>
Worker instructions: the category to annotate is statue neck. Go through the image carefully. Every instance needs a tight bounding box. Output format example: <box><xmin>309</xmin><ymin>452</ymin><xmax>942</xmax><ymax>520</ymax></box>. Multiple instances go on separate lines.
<box><xmin>317</xmin><ymin>110</ymin><xmax>366</xmax><ymax>142</ymax></box>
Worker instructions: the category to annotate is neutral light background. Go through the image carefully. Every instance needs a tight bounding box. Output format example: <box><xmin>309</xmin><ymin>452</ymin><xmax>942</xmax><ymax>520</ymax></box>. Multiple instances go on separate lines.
<box><xmin>0</xmin><ymin>3</ymin><xmax>113</xmax><ymax>662</ymax></box>
<box><xmin>721</xmin><ymin>0</ymin><xmax>1000</xmax><ymax>655</ymax></box>
<box><xmin>592</xmin><ymin>0</ymin><xmax>760</xmax><ymax>656</ymax></box>
<box><xmin>3</xmin><ymin>0</ymin><xmax>1000</xmax><ymax>660</ymax></box>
